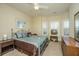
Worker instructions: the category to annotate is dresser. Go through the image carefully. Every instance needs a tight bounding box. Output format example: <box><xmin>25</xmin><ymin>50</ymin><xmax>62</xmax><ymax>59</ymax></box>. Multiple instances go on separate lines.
<box><xmin>0</xmin><ymin>39</ymin><xmax>14</xmax><ymax>55</ymax></box>
<box><xmin>61</xmin><ymin>37</ymin><xmax>79</xmax><ymax>56</ymax></box>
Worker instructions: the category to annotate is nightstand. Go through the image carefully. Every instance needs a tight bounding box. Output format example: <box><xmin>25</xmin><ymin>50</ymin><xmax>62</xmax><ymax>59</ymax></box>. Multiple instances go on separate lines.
<box><xmin>50</xmin><ymin>29</ymin><xmax>58</xmax><ymax>42</ymax></box>
<box><xmin>50</xmin><ymin>35</ymin><xmax>58</xmax><ymax>42</ymax></box>
<box><xmin>0</xmin><ymin>39</ymin><xmax>14</xmax><ymax>55</ymax></box>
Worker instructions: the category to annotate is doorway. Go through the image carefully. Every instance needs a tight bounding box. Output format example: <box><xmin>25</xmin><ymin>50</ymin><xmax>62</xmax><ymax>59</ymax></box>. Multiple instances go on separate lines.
<box><xmin>50</xmin><ymin>21</ymin><xmax>60</xmax><ymax>42</ymax></box>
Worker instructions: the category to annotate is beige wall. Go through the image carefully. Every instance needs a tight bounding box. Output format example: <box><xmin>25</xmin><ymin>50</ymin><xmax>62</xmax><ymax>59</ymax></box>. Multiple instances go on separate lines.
<box><xmin>31</xmin><ymin>16</ymin><xmax>42</xmax><ymax>35</ymax></box>
<box><xmin>0</xmin><ymin>4</ymin><xmax>31</xmax><ymax>35</ymax></box>
<box><xmin>30</xmin><ymin>12</ymin><xmax>69</xmax><ymax>41</ymax></box>
<box><xmin>0</xmin><ymin>4</ymin><xmax>71</xmax><ymax>41</ymax></box>
<box><xmin>69</xmin><ymin>4</ymin><xmax>79</xmax><ymax>38</ymax></box>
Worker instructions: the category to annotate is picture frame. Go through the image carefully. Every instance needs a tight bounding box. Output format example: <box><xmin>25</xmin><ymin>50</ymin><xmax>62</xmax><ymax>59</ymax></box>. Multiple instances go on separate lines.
<box><xmin>74</xmin><ymin>11</ymin><xmax>79</xmax><ymax>41</ymax></box>
<box><xmin>16</xmin><ymin>20</ymin><xmax>26</xmax><ymax>29</ymax></box>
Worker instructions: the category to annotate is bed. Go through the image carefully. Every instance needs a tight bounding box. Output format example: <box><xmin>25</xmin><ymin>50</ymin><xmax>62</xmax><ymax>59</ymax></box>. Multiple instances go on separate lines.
<box><xmin>14</xmin><ymin>35</ymin><xmax>49</xmax><ymax>56</ymax></box>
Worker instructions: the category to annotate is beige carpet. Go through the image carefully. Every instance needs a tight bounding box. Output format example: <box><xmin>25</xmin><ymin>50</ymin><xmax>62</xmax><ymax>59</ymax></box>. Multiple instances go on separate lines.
<box><xmin>3</xmin><ymin>42</ymin><xmax>62</xmax><ymax>56</ymax></box>
<box><xmin>42</xmin><ymin>42</ymin><xmax>62</xmax><ymax>56</ymax></box>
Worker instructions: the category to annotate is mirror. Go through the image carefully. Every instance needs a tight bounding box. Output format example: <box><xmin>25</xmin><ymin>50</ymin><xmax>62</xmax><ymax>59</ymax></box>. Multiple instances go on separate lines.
<box><xmin>74</xmin><ymin>12</ymin><xmax>79</xmax><ymax>41</ymax></box>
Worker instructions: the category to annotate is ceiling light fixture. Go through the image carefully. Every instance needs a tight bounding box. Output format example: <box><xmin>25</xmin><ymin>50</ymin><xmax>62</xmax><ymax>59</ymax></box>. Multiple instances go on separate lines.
<box><xmin>34</xmin><ymin>6</ymin><xmax>39</xmax><ymax>10</ymax></box>
<box><xmin>34</xmin><ymin>3</ymin><xmax>39</xmax><ymax>10</ymax></box>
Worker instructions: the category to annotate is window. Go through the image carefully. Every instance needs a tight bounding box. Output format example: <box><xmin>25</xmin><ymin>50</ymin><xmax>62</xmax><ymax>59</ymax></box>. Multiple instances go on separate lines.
<box><xmin>42</xmin><ymin>21</ymin><xmax>48</xmax><ymax>36</ymax></box>
<box><xmin>50</xmin><ymin>21</ymin><xmax>59</xmax><ymax>35</ymax></box>
<box><xmin>63</xmin><ymin>20</ymin><xmax>69</xmax><ymax>36</ymax></box>
<box><xmin>50</xmin><ymin>21</ymin><xmax>59</xmax><ymax>30</ymax></box>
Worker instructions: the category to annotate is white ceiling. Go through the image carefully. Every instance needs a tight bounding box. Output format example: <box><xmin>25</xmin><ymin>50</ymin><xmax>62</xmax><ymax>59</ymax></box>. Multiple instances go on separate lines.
<box><xmin>7</xmin><ymin>3</ymin><xmax>71</xmax><ymax>16</ymax></box>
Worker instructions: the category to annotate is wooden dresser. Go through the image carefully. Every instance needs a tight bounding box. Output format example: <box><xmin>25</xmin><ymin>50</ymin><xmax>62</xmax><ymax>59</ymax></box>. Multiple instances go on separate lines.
<box><xmin>61</xmin><ymin>37</ymin><xmax>79</xmax><ymax>56</ymax></box>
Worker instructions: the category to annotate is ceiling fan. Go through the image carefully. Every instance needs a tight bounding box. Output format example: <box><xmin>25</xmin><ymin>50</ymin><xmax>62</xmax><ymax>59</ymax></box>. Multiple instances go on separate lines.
<box><xmin>33</xmin><ymin>3</ymin><xmax>48</xmax><ymax>10</ymax></box>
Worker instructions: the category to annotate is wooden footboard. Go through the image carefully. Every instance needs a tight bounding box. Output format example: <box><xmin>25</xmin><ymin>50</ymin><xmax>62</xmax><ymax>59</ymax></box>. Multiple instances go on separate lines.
<box><xmin>14</xmin><ymin>38</ymin><xmax>49</xmax><ymax>56</ymax></box>
<box><xmin>14</xmin><ymin>40</ymin><xmax>37</xmax><ymax>56</ymax></box>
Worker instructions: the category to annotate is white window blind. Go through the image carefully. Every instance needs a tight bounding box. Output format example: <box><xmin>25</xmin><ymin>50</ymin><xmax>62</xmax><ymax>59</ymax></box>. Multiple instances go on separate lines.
<box><xmin>42</xmin><ymin>21</ymin><xmax>48</xmax><ymax>36</ymax></box>
<box><xmin>51</xmin><ymin>21</ymin><xmax>59</xmax><ymax>29</ymax></box>
<box><xmin>63</xmin><ymin>20</ymin><xmax>69</xmax><ymax>35</ymax></box>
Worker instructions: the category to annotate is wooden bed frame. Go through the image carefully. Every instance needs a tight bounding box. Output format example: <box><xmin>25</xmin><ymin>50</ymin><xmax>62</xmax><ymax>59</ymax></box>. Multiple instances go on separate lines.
<box><xmin>14</xmin><ymin>38</ymin><xmax>49</xmax><ymax>56</ymax></box>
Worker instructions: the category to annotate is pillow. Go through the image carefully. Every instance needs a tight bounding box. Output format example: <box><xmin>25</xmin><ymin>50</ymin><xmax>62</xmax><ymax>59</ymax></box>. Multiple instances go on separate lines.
<box><xmin>15</xmin><ymin>32</ymin><xmax>23</xmax><ymax>38</ymax></box>
<box><xmin>22</xmin><ymin>32</ymin><xmax>27</xmax><ymax>38</ymax></box>
<box><xmin>27</xmin><ymin>32</ymin><xmax>31</xmax><ymax>37</ymax></box>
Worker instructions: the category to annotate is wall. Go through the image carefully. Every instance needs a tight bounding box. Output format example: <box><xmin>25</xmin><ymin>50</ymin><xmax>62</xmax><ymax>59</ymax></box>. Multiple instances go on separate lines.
<box><xmin>0</xmin><ymin>4</ymin><xmax>70</xmax><ymax>41</ymax></box>
<box><xmin>0</xmin><ymin>4</ymin><xmax>31</xmax><ymax>36</ymax></box>
<box><xmin>30</xmin><ymin>12</ymin><xmax>69</xmax><ymax>41</ymax></box>
<box><xmin>69</xmin><ymin>4</ymin><xmax>79</xmax><ymax>38</ymax></box>
<box><xmin>31</xmin><ymin>16</ymin><xmax>42</xmax><ymax>35</ymax></box>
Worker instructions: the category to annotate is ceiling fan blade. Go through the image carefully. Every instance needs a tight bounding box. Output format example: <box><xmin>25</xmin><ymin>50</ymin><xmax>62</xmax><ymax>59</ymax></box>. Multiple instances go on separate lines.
<box><xmin>34</xmin><ymin>3</ymin><xmax>39</xmax><ymax>6</ymax></box>
<box><xmin>33</xmin><ymin>3</ymin><xmax>48</xmax><ymax>10</ymax></box>
<box><xmin>39</xmin><ymin>5</ymin><xmax>48</xmax><ymax>9</ymax></box>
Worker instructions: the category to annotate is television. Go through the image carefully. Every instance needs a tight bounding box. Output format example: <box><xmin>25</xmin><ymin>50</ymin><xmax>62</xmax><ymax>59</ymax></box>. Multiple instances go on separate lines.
<box><xmin>74</xmin><ymin>11</ymin><xmax>79</xmax><ymax>42</ymax></box>
<box><xmin>51</xmin><ymin>29</ymin><xmax>57</xmax><ymax>35</ymax></box>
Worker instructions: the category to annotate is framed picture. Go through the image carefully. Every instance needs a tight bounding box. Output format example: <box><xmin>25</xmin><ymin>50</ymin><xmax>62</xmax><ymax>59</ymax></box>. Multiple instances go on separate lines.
<box><xmin>16</xmin><ymin>20</ymin><xmax>26</xmax><ymax>29</ymax></box>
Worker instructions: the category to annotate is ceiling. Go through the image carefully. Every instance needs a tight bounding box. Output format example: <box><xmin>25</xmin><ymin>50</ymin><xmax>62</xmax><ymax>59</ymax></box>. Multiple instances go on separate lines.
<box><xmin>7</xmin><ymin>3</ymin><xmax>71</xmax><ymax>16</ymax></box>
